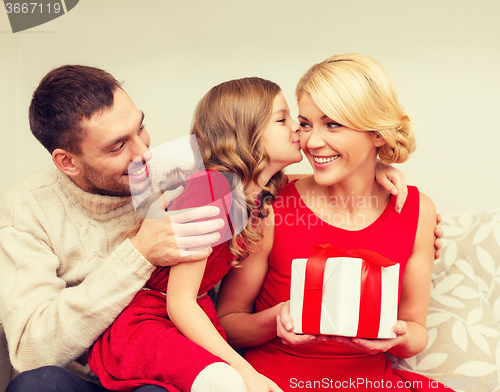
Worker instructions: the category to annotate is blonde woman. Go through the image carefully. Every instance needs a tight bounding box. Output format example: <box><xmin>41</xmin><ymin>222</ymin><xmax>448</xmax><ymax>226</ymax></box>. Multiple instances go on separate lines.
<box><xmin>217</xmin><ymin>55</ymin><xmax>450</xmax><ymax>391</ymax></box>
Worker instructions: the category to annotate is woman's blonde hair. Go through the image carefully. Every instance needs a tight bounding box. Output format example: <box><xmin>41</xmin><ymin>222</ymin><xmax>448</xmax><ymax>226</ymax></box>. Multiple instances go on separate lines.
<box><xmin>191</xmin><ymin>77</ymin><xmax>287</xmax><ymax>264</ymax></box>
<box><xmin>296</xmin><ymin>53</ymin><xmax>416</xmax><ymax>164</ymax></box>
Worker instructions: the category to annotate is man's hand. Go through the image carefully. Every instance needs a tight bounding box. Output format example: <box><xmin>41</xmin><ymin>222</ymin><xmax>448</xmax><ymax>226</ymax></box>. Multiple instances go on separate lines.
<box><xmin>130</xmin><ymin>187</ymin><xmax>225</xmax><ymax>266</ymax></box>
<box><xmin>434</xmin><ymin>213</ymin><xmax>443</xmax><ymax>260</ymax></box>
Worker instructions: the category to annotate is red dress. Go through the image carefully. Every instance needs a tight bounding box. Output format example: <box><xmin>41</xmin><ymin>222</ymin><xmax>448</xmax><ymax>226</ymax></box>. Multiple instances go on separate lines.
<box><xmin>244</xmin><ymin>181</ymin><xmax>450</xmax><ymax>392</ymax></box>
<box><xmin>89</xmin><ymin>171</ymin><xmax>237</xmax><ymax>392</ymax></box>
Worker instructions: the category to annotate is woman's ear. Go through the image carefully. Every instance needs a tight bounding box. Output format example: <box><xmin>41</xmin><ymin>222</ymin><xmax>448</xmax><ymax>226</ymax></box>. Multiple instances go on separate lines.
<box><xmin>52</xmin><ymin>148</ymin><xmax>82</xmax><ymax>178</ymax></box>
<box><xmin>372</xmin><ymin>131</ymin><xmax>386</xmax><ymax>148</ymax></box>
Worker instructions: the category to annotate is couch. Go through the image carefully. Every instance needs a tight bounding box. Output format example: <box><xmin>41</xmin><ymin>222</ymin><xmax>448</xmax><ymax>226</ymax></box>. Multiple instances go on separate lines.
<box><xmin>389</xmin><ymin>207</ymin><xmax>500</xmax><ymax>391</ymax></box>
<box><xmin>1</xmin><ymin>208</ymin><xmax>500</xmax><ymax>392</ymax></box>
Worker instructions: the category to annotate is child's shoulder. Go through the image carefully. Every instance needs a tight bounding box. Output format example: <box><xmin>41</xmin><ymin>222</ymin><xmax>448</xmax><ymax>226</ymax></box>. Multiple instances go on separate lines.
<box><xmin>171</xmin><ymin>170</ymin><xmax>232</xmax><ymax>211</ymax></box>
<box><xmin>185</xmin><ymin>170</ymin><xmax>231</xmax><ymax>195</ymax></box>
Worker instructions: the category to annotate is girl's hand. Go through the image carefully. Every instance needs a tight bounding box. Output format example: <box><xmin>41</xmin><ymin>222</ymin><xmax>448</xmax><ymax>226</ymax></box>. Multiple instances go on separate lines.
<box><xmin>374</xmin><ymin>163</ymin><xmax>443</xmax><ymax>258</ymax></box>
<box><xmin>375</xmin><ymin>161</ymin><xmax>407</xmax><ymax>213</ymax></box>
<box><xmin>276</xmin><ymin>301</ymin><xmax>332</xmax><ymax>347</ymax></box>
<box><xmin>333</xmin><ymin>321</ymin><xmax>407</xmax><ymax>355</ymax></box>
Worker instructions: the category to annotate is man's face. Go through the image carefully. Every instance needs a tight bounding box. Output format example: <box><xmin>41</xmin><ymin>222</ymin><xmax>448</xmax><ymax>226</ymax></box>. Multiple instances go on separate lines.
<box><xmin>74</xmin><ymin>88</ymin><xmax>151</xmax><ymax>196</ymax></box>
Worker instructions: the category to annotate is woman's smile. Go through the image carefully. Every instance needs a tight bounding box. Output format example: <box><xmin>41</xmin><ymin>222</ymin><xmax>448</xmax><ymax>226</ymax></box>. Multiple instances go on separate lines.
<box><xmin>312</xmin><ymin>155</ymin><xmax>339</xmax><ymax>166</ymax></box>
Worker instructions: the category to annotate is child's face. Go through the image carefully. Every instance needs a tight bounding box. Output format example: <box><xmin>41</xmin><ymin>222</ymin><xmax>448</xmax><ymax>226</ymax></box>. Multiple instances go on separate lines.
<box><xmin>260</xmin><ymin>93</ymin><xmax>303</xmax><ymax>172</ymax></box>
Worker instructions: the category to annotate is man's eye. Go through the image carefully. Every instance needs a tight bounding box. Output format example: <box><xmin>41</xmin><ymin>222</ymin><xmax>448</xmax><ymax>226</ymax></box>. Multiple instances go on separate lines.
<box><xmin>111</xmin><ymin>142</ymin><xmax>125</xmax><ymax>153</ymax></box>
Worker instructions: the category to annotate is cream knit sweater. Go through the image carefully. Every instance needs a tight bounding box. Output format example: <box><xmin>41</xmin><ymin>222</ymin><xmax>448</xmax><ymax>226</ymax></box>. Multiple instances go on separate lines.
<box><xmin>0</xmin><ymin>166</ymin><xmax>156</xmax><ymax>383</ymax></box>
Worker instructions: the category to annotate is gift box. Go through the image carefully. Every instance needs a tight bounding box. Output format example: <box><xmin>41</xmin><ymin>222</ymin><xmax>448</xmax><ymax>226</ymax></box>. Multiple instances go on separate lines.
<box><xmin>290</xmin><ymin>245</ymin><xmax>400</xmax><ymax>339</ymax></box>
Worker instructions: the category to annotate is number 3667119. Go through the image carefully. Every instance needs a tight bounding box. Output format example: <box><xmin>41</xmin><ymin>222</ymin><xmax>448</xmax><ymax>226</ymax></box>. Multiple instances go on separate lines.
<box><xmin>5</xmin><ymin>3</ymin><xmax>62</xmax><ymax>14</ymax></box>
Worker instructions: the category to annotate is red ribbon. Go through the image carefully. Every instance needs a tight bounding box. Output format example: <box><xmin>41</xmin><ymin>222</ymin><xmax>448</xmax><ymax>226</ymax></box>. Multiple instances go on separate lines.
<box><xmin>301</xmin><ymin>244</ymin><xmax>397</xmax><ymax>338</ymax></box>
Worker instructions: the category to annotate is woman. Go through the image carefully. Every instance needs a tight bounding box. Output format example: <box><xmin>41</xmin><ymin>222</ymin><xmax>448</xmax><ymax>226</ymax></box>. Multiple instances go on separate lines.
<box><xmin>216</xmin><ymin>55</ymin><xmax>450</xmax><ymax>391</ymax></box>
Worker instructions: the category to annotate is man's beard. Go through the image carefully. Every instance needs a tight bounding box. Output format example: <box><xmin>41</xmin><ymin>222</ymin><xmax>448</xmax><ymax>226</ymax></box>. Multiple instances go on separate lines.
<box><xmin>81</xmin><ymin>160</ymin><xmax>131</xmax><ymax>197</ymax></box>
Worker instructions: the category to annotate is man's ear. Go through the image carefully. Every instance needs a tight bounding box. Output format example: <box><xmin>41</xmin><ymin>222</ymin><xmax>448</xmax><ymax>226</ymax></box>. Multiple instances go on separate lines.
<box><xmin>52</xmin><ymin>149</ymin><xmax>81</xmax><ymax>178</ymax></box>
<box><xmin>372</xmin><ymin>132</ymin><xmax>387</xmax><ymax>148</ymax></box>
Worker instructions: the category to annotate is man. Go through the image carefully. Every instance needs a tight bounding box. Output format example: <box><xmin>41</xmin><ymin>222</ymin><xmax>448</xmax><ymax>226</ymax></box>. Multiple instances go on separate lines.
<box><xmin>0</xmin><ymin>65</ymin><xmax>223</xmax><ymax>391</ymax></box>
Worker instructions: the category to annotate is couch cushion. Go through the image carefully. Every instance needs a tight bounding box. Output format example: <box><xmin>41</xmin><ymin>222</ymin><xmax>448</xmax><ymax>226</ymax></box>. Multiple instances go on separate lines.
<box><xmin>389</xmin><ymin>208</ymin><xmax>500</xmax><ymax>391</ymax></box>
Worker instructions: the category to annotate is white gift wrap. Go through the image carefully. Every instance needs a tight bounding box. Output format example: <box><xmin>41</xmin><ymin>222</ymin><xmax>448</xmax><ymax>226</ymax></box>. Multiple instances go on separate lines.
<box><xmin>290</xmin><ymin>257</ymin><xmax>400</xmax><ymax>338</ymax></box>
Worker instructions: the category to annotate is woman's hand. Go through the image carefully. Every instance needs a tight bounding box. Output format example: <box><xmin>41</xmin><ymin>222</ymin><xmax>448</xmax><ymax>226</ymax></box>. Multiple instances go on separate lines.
<box><xmin>375</xmin><ymin>161</ymin><xmax>407</xmax><ymax>213</ymax></box>
<box><xmin>276</xmin><ymin>301</ymin><xmax>332</xmax><ymax>347</ymax></box>
<box><xmin>333</xmin><ymin>321</ymin><xmax>408</xmax><ymax>355</ymax></box>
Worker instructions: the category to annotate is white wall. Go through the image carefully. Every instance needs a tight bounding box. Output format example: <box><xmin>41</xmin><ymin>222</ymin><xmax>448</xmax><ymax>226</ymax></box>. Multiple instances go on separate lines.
<box><xmin>1</xmin><ymin>0</ymin><xmax>499</xmax><ymax>213</ymax></box>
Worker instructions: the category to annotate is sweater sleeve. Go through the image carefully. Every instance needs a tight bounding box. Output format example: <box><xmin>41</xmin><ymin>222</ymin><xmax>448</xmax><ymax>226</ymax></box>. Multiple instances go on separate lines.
<box><xmin>0</xmin><ymin>204</ymin><xmax>156</xmax><ymax>372</ymax></box>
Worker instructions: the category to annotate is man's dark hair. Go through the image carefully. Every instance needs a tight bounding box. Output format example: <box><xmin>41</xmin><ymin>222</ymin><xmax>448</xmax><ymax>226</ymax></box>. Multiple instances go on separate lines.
<box><xmin>29</xmin><ymin>65</ymin><xmax>122</xmax><ymax>154</ymax></box>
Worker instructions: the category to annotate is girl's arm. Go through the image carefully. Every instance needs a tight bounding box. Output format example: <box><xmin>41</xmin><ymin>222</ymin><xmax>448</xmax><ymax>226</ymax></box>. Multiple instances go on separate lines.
<box><xmin>374</xmin><ymin>161</ymin><xmax>407</xmax><ymax>213</ymax></box>
<box><xmin>373</xmin><ymin>163</ymin><xmax>443</xmax><ymax>259</ymax></box>
<box><xmin>167</xmin><ymin>259</ymin><xmax>282</xmax><ymax>391</ymax></box>
<box><xmin>217</xmin><ymin>212</ymin><xmax>284</xmax><ymax>348</ymax></box>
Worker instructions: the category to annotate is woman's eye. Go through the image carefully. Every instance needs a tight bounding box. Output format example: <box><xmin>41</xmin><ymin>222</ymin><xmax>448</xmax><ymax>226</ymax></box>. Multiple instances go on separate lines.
<box><xmin>299</xmin><ymin>123</ymin><xmax>311</xmax><ymax>131</ymax></box>
<box><xmin>277</xmin><ymin>118</ymin><xmax>286</xmax><ymax>123</ymax></box>
<box><xmin>326</xmin><ymin>122</ymin><xmax>341</xmax><ymax>129</ymax></box>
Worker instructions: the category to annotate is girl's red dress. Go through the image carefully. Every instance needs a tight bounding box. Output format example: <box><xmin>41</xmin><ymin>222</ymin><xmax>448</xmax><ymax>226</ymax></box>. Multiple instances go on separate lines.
<box><xmin>244</xmin><ymin>181</ymin><xmax>451</xmax><ymax>392</ymax></box>
<box><xmin>88</xmin><ymin>170</ymin><xmax>236</xmax><ymax>392</ymax></box>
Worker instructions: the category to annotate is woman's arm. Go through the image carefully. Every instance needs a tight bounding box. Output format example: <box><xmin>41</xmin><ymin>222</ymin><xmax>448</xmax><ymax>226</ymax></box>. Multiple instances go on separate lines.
<box><xmin>217</xmin><ymin>212</ymin><xmax>283</xmax><ymax>348</ymax></box>
<box><xmin>388</xmin><ymin>192</ymin><xmax>436</xmax><ymax>357</ymax></box>
<box><xmin>335</xmin><ymin>192</ymin><xmax>436</xmax><ymax>356</ymax></box>
<box><xmin>167</xmin><ymin>259</ymin><xmax>281</xmax><ymax>391</ymax></box>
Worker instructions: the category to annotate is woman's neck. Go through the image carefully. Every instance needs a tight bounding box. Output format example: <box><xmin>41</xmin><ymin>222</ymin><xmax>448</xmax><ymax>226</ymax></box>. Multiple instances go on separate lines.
<box><xmin>297</xmin><ymin>174</ymin><xmax>390</xmax><ymax>231</ymax></box>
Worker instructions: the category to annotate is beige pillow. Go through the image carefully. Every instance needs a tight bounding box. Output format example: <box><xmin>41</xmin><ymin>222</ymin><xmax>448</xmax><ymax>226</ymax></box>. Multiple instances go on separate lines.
<box><xmin>389</xmin><ymin>208</ymin><xmax>500</xmax><ymax>392</ymax></box>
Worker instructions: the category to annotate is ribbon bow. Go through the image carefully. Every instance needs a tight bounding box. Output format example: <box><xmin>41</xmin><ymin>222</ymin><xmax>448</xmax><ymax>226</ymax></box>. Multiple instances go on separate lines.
<box><xmin>302</xmin><ymin>244</ymin><xmax>397</xmax><ymax>337</ymax></box>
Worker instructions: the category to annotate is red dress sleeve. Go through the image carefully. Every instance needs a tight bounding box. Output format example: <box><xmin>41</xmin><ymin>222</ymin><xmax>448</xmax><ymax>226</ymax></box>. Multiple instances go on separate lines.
<box><xmin>168</xmin><ymin>170</ymin><xmax>234</xmax><ymax>246</ymax></box>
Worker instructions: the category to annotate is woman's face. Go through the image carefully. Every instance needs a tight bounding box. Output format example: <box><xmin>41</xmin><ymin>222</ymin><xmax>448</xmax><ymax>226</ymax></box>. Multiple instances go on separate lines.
<box><xmin>298</xmin><ymin>92</ymin><xmax>383</xmax><ymax>187</ymax></box>
<box><xmin>260</xmin><ymin>92</ymin><xmax>303</xmax><ymax>171</ymax></box>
